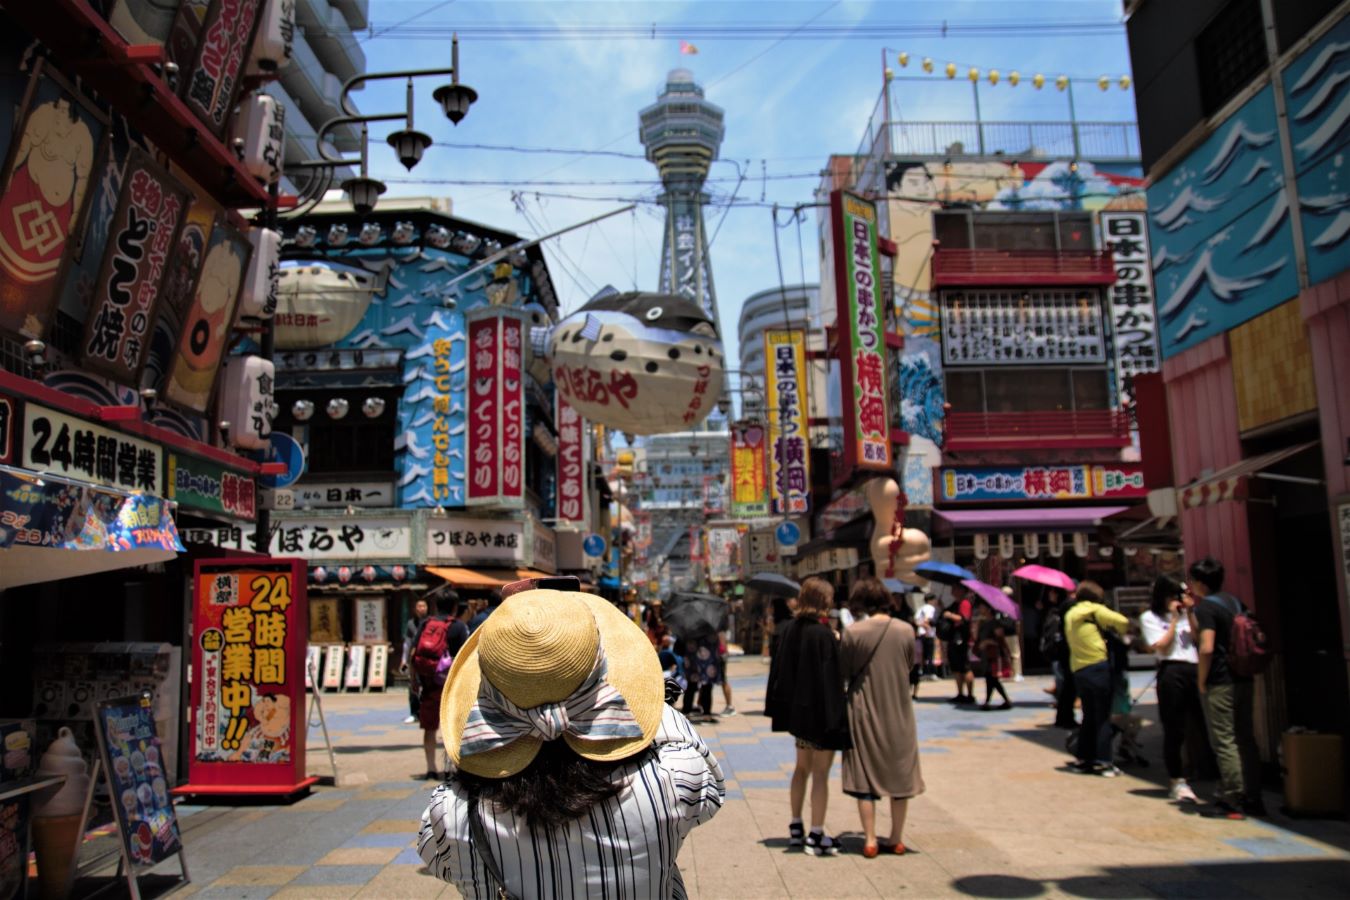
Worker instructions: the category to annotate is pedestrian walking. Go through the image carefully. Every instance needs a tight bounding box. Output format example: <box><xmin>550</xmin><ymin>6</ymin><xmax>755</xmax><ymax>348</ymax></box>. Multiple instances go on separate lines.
<box><xmin>1063</xmin><ymin>581</ymin><xmax>1130</xmax><ymax>776</ymax></box>
<box><xmin>401</xmin><ymin>597</ymin><xmax>430</xmax><ymax>725</ymax></box>
<box><xmin>644</xmin><ymin>601</ymin><xmax>668</xmax><ymax>647</ymax></box>
<box><xmin>467</xmin><ymin>592</ymin><xmax>501</xmax><ymax>634</ymax></box>
<box><xmin>1001</xmin><ymin>586</ymin><xmax>1024</xmax><ymax>681</ymax></box>
<box><xmin>974</xmin><ymin>602</ymin><xmax>1013</xmax><ymax>710</ymax></box>
<box><xmin>840</xmin><ymin>578</ymin><xmax>923</xmax><ymax>858</ymax></box>
<box><xmin>1139</xmin><ymin>574</ymin><xmax>1202</xmax><ymax>803</ymax></box>
<box><xmin>1190</xmin><ymin>557</ymin><xmax>1265</xmax><ymax>817</ymax></box>
<box><xmin>419</xmin><ymin>578</ymin><xmax>724</xmax><ymax>897</ymax></box>
<box><xmin>914</xmin><ymin>594</ymin><xmax>937</xmax><ymax>679</ymax></box>
<box><xmin>410</xmin><ymin>597</ymin><xmax>469</xmax><ymax>779</ymax></box>
<box><xmin>765</xmin><ymin>577</ymin><xmax>852</xmax><ymax>856</ymax></box>
<box><xmin>1040</xmin><ymin>588</ymin><xmax>1079</xmax><ymax>728</ymax></box>
<box><xmin>939</xmin><ymin>585</ymin><xmax>975</xmax><ymax>704</ymax></box>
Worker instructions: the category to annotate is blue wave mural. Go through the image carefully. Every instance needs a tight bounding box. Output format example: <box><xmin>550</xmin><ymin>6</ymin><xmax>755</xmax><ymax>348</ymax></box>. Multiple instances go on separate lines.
<box><xmin>1283</xmin><ymin>15</ymin><xmax>1350</xmax><ymax>285</ymax></box>
<box><xmin>1148</xmin><ymin>85</ymin><xmax>1299</xmax><ymax>357</ymax></box>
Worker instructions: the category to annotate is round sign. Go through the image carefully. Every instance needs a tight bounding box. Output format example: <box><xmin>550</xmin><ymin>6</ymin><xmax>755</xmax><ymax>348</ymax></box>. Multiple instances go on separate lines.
<box><xmin>775</xmin><ymin>521</ymin><xmax>801</xmax><ymax>547</ymax></box>
<box><xmin>259</xmin><ymin>432</ymin><xmax>306</xmax><ymax>489</ymax></box>
<box><xmin>583</xmin><ymin>533</ymin><xmax>607</xmax><ymax>557</ymax></box>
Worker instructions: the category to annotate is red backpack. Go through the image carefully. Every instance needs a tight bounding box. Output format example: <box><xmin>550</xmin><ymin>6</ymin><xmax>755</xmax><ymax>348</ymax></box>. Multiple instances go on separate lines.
<box><xmin>412</xmin><ymin>616</ymin><xmax>454</xmax><ymax>686</ymax></box>
<box><xmin>1209</xmin><ymin>593</ymin><xmax>1271</xmax><ymax>677</ymax></box>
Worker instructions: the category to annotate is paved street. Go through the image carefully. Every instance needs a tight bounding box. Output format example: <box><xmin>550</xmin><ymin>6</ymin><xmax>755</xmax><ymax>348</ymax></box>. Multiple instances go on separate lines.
<box><xmin>141</xmin><ymin>657</ymin><xmax>1350</xmax><ymax>899</ymax></box>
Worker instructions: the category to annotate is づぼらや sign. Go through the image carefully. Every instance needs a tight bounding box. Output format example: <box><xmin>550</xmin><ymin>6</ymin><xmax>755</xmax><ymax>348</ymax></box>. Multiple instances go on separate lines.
<box><xmin>427</xmin><ymin>517</ymin><xmax>525</xmax><ymax>564</ymax></box>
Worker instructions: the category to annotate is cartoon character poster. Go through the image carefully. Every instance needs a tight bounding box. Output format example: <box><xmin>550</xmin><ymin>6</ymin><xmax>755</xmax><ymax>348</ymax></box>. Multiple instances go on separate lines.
<box><xmin>162</xmin><ymin>222</ymin><xmax>250</xmax><ymax>412</ymax></box>
<box><xmin>188</xmin><ymin>559</ymin><xmax>308</xmax><ymax>792</ymax></box>
<box><xmin>93</xmin><ymin>691</ymin><xmax>183</xmax><ymax>868</ymax></box>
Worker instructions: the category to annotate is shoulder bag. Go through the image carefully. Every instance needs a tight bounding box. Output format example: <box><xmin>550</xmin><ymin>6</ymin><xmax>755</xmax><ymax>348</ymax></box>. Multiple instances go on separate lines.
<box><xmin>468</xmin><ymin>796</ymin><xmax>515</xmax><ymax>900</ymax></box>
<box><xmin>846</xmin><ymin>618</ymin><xmax>895</xmax><ymax>699</ymax></box>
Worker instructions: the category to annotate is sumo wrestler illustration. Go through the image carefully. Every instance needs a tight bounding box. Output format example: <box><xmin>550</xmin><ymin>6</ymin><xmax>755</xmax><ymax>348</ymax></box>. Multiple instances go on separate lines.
<box><xmin>164</xmin><ymin>235</ymin><xmax>244</xmax><ymax>410</ymax></box>
<box><xmin>230</xmin><ymin>692</ymin><xmax>291</xmax><ymax>763</ymax></box>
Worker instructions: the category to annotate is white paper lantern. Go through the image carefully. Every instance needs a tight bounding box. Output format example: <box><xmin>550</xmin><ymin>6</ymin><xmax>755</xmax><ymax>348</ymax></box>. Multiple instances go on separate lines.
<box><xmin>1046</xmin><ymin>532</ymin><xmax>1065</xmax><ymax>557</ymax></box>
<box><xmin>997</xmin><ymin>533</ymin><xmax>1015</xmax><ymax>559</ymax></box>
<box><xmin>228</xmin><ymin>92</ymin><xmax>285</xmax><ymax>183</ymax></box>
<box><xmin>973</xmin><ymin>533</ymin><xmax>990</xmax><ymax>559</ymax></box>
<box><xmin>218</xmin><ymin>355</ymin><xmax>275</xmax><ymax>450</ymax></box>
<box><xmin>1023</xmin><ymin>533</ymin><xmax>1040</xmax><ymax>558</ymax></box>
<box><xmin>247</xmin><ymin>0</ymin><xmax>295</xmax><ymax>75</ymax></box>
<box><xmin>239</xmin><ymin>227</ymin><xmax>281</xmax><ymax>319</ymax></box>
<box><xmin>1072</xmin><ymin>533</ymin><xmax>1090</xmax><ymax>557</ymax></box>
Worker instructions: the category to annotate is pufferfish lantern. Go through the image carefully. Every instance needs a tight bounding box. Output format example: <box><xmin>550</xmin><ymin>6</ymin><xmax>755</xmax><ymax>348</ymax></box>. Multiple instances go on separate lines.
<box><xmin>548</xmin><ymin>291</ymin><xmax>725</xmax><ymax>434</ymax></box>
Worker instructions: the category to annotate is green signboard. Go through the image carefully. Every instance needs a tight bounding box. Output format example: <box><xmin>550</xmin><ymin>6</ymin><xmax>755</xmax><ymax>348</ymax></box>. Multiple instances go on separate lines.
<box><xmin>167</xmin><ymin>453</ymin><xmax>256</xmax><ymax>521</ymax></box>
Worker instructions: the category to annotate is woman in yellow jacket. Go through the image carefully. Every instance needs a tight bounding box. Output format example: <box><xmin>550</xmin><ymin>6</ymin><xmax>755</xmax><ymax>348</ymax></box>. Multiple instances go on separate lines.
<box><xmin>1062</xmin><ymin>581</ymin><xmax>1130</xmax><ymax>776</ymax></box>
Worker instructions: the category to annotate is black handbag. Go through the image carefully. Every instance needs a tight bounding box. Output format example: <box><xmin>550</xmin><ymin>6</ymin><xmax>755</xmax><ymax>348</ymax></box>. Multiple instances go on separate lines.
<box><xmin>468</xmin><ymin>796</ymin><xmax>515</xmax><ymax>900</ymax></box>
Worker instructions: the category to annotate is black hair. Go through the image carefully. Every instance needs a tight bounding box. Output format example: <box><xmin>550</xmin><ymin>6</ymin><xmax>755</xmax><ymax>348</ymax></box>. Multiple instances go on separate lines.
<box><xmin>456</xmin><ymin>740</ymin><xmax>641</xmax><ymax>829</ymax></box>
<box><xmin>850</xmin><ymin>577</ymin><xmax>891</xmax><ymax>616</ymax></box>
<box><xmin>1150</xmin><ymin>574</ymin><xmax>1183</xmax><ymax>618</ymax></box>
<box><xmin>1189</xmin><ymin>557</ymin><xmax>1224</xmax><ymax>594</ymax></box>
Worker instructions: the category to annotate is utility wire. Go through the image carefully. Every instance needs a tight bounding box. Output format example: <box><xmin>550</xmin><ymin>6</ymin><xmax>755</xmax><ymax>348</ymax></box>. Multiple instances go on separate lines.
<box><xmin>339</xmin><ymin>20</ymin><xmax>1125</xmax><ymax>41</ymax></box>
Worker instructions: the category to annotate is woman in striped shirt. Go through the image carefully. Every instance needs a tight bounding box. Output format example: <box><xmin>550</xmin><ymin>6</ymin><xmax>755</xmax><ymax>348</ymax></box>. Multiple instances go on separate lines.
<box><xmin>419</xmin><ymin>578</ymin><xmax>725</xmax><ymax>899</ymax></box>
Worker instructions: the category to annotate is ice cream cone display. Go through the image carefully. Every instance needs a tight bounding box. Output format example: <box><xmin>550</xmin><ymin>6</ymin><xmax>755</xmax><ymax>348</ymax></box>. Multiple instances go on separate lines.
<box><xmin>31</xmin><ymin>727</ymin><xmax>93</xmax><ymax>899</ymax></box>
<box><xmin>31</xmin><ymin>814</ymin><xmax>82</xmax><ymax>900</ymax></box>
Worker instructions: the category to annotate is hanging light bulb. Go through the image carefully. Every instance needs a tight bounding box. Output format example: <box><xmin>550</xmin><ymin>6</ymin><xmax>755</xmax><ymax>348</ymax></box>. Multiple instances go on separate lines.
<box><xmin>1032</xmin><ymin>73</ymin><xmax>1045</xmax><ymax>89</ymax></box>
<box><xmin>944</xmin><ymin>61</ymin><xmax>957</xmax><ymax>79</ymax></box>
<box><xmin>1009</xmin><ymin>71</ymin><xmax>1020</xmax><ymax>87</ymax></box>
<box><xmin>897</xmin><ymin>51</ymin><xmax>909</xmax><ymax>67</ymax></box>
<box><xmin>988</xmin><ymin>69</ymin><xmax>1000</xmax><ymax>85</ymax></box>
<box><xmin>1097</xmin><ymin>75</ymin><xmax>1110</xmax><ymax>91</ymax></box>
<box><xmin>884</xmin><ymin>67</ymin><xmax>894</xmax><ymax>81</ymax></box>
<box><xmin>968</xmin><ymin>66</ymin><xmax>980</xmax><ymax>83</ymax></box>
<box><xmin>1119</xmin><ymin>74</ymin><xmax>1132</xmax><ymax>90</ymax></box>
<box><xmin>1055</xmin><ymin>75</ymin><xmax>1070</xmax><ymax>91</ymax></box>
<box><xmin>922</xmin><ymin>57</ymin><xmax>933</xmax><ymax>73</ymax></box>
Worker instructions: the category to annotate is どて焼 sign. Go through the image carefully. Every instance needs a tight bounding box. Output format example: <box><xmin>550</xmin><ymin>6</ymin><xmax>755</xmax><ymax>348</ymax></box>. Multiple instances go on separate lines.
<box><xmin>268</xmin><ymin>518</ymin><xmax>412</xmax><ymax>561</ymax></box>
<box><xmin>22</xmin><ymin>403</ymin><xmax>161</xmax><ymax>494</ymax></box>
<box><xmin>830</xmin><ymin>190</ymin><xmax>892</xmax><ymax>476</ymax></box>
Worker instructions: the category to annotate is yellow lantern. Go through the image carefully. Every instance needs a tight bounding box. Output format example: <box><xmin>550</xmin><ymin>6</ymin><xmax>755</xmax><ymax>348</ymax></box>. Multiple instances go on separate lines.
<box><xmin>1032</xmin><ymin>73</ymin><xmax>1045</xmax><ymax>89</ymax></box>
<box><xmin>968</xmin><ymin>67</ymin><xmax>980</xmax><ymax>83</ymax></box>
<box><xmin>898</xmin><ymin>52</ymin><xmax>909</xmax><ymax>67</ymax></box>
<box><xmin>945</xmin><ymin>61</ymin><xmax>957</xmax><ymax>79</ymax></box>
<box><xmin>922</xmin><ymin>57</ymin><xmax>934</xmax><ymax>73</ymax></box>
<box><xmin>1119</xmin><ymin>75</ymin><xmax>1132</xmax><ymax>90</ymax></box>
<box><xmin>1098</xmin><ymin>75</ymin><xmax>1110</xmax><ymax>91</ymax></box>
<box><xmin>1055</xmin><ymin>75</ymin><xmax>1070</xmax><ymax>91</ymax></box>
<box><xmin>988</xmin><ymin>69</ymin><xmax>1000</xmax><ymax>85</ymax></box>
<box><xmin>1009</xmin><ymin>71</ymin><xmax>1021</xmax><ymax>87</ymax></box>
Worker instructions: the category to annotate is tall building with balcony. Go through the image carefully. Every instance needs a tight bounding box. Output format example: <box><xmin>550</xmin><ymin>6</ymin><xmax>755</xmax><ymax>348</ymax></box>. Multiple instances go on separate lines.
<box><xmin>1124</xmin><ymin>0</ymin><xmax>1350</xmax><ymax>745</ymax></box>
<box><xmin>736</xmin><ymin>284</ymin><xmax>816</xmax><ymax>419</ymax></box>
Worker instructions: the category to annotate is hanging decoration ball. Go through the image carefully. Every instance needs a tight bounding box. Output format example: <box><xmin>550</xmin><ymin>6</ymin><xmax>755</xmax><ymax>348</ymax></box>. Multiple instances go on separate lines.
<box><xmin>968</xmin><ymin>66</ymin><xmax>980</xmax><ymax>83</ymax></box>
<box><xmin>988</xmin><ymin>69</ymin><xmax>1000</xmax><ymax>85</ymax></box>
<box><xmin>1098</xmin><ymin>75</ymin><xmax>1111</xmax><ymax>91</ymax></box>
<box><xmin>1032</xmin><ymin>73</ymin><xmax>1045</xmax><ymax>89</ymax></box>
<box><xmin>945</xmin><ymin>61</ymin><xmax>957</xmax><ymax>79</ymax></box>
<box><xmin>1055</xmin><ymin>74</ymin><xmax>1070</xmax><ymax>91</ymax></box>
<box><xmin>1009</xmin><ymin>71</ymin><xmax>1021</xmax><ymax>87</ymax></box>
<box><xmin>922</xmin><ymin>57</ymin><xmax>934</xmax><ymax>73</ymax></box>
<box><xmin>884</xmin><ymin>67</ymin><xmax>894</xmax><ymax>81</ymax></box>
<box><xmin>898</xmin><ymin>51</ymin><xmax>909</xmax><ymax>67</ymax></box>
<box><xmin>1119</xmin><ymin>74</ymin><xmax>1132</xmax><ymax>90</ymax></box>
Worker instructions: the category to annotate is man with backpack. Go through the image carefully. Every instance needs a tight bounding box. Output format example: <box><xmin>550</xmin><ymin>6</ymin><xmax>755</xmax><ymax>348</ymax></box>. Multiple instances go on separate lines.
<box><xmin>411</xmin><ymin>596</ymin><xmax>470</xmax><ymax>780</ymax></box>
<box><xmin>1190</xmin><ymin>557</ymin><xmax>1267</xmax><ymax>818</ymax></box>
<box><xmin>401</xmin><ymin>598</ymin><xmax>430</xmax><ymax>724</ymax></box>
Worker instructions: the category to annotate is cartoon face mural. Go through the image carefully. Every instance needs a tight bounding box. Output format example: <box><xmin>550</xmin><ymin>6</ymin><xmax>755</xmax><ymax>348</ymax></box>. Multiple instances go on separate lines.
<box><xmin>549</xmin><ymin>291</ymin><xmax>726</xmax><ymax>434</ymax></box>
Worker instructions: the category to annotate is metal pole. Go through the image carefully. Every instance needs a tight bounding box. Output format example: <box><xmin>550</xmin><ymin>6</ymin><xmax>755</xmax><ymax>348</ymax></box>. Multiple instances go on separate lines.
<box><xmin>972</xmin><ymin>78</ymin><xmax>984</xmax><ymax>155</ymax></box>
<box><xmin>254</xmin><ymin>179</ymin><xmax>279</xmax><ymax>555</ymax></box>
<box><xmin>1067</xmin><ymin>81</ymin><xmax>1081</xmax><ymax>159</ymax></box>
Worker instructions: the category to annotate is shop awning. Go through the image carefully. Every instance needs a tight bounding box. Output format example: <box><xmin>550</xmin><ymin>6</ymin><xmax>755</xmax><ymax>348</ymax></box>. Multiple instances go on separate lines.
<box><xmin>1177</xmin><ymin>440</ymin><xmax>1320</xmax><ymax>508</ymax></box>
<box><xmin>425</xmin><ymin>566</ymin><xmax>554</xmax><ymax>589</ymax></box>
<box><xmin>935</xmin><ymin>506</ymin><xmax>1129</xmax><ymax>531</ymax></box>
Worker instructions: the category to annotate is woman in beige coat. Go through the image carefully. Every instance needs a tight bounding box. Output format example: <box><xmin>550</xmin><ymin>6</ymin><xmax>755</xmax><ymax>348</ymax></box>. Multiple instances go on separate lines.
<box><xmin>840</xmin><ymin>577</ymin><xmax>924</xmax><ymax>857</ymax></box>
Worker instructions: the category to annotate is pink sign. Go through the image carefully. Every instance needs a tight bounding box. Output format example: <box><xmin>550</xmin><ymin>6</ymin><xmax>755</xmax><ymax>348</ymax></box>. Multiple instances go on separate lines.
<box><xmin>500</xmin><ymin>316</ymin><xmax>525</xmax><ymax>505</ymax></box>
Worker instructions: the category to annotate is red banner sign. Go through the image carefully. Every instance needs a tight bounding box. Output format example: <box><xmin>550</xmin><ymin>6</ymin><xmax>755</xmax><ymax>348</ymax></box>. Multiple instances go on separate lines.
<box><xmin>500</xmin><ymin>315</ymin><xmax>525</xmax><ymax>505</ymax></box>
<box><xmin>466</xmin><ymin>316</ymin><xmax>500</xmax><ymax>504</ymax></box>
<box><xmin>82</xmin><ymin>149</ymin><xmax>188</xmax><ymax>383</ymax></box>
<box><xmin>556</xmin><ymin>394</ymin><xmax>586</xmax><ymax>522</ymax></box>
<box><xmin>184</xmin><ymin>558</ymin><xmax>310</xmax><ymax>796</ymax></box>
<box><xmin>182</xmin><ymin>0</ymin><xmax>263</xmax><ymax>136</ymax></box>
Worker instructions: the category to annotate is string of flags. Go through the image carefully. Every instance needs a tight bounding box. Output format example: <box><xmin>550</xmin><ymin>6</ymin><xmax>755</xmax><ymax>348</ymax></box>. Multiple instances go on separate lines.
<box><xmin>888</xmin><ymin>51</ymin><xmax>1131</xmax><ymax>91</ymax></box>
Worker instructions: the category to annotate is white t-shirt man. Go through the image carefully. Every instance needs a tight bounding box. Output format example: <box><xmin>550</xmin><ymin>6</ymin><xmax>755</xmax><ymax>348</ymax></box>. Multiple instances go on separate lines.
<box><xmin>1139</xmin><ymin>609</ymin><xmax>1198</xmax><ymax>663</ymax></box>
<box><xmin>914</xmin><ymin>601</ymin><xmax>937</xmax><ymax>638</ymax></box>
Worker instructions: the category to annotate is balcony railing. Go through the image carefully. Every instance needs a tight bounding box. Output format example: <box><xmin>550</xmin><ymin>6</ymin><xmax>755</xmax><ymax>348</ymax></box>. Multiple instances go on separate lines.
<box><xmin>945</xmin><ymin>410</ymin><xmax>1131</xmax><ymax>451</ymax></box>
<box><xmin>932</xmin><ymin>249</ymin><xmax>1117</xmax><ymax>287</ymax></box>
<box><xmin>876</xmin><ymin>121</ymin><xmax>1140</xmax><ymax>162</ymax></box>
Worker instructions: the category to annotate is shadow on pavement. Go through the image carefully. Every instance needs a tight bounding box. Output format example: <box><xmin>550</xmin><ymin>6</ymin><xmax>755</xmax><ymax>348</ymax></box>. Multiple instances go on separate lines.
<box><xmin>332</xmin><ymin>742</ymin><xmax>425</xmax><ymax>754</ymax></box>
<box><xmin>951</xmin><ymin>859</ymin><xmax>1350</xmax><ymax>898</ymax></box>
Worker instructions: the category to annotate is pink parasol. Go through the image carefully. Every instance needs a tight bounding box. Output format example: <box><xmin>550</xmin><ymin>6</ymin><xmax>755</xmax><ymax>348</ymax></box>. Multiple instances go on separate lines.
<box><xmin>1012</xmin><ymin>564</ymin><xmax>1077</xmax><ymax>592</ymax></box>
<box><xmin>961</xmin><ymin>579</ymin><xmax>1020</xmax><ymax>620</ymax></box>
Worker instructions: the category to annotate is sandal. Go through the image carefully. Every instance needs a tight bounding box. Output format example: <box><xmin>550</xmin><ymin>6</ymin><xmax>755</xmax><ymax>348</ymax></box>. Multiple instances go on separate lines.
<box><xmin>877</xmin><ymin>840</ymin><xmax>907</xmax><ymax>855</ymax></box>
<box><xmin>862</xmin><ymin>842</ymin><xmax>879</xmax><ymax>859</ymax></box>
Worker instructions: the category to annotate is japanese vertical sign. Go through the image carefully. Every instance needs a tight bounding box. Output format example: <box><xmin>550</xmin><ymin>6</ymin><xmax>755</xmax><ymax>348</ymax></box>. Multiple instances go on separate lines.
<box><xmin>556</xmin><ymin>393</ymin><xmax>588</xmax><ymax>523</ymax></box>
<box><xmin>764</xmin><ymin>330</ymin><xmax>810</xmax><ymax>516</ymax></box>
<box><xmin>1100</xmin><ymin>212</ymin><xmax>1161</xmax><ymax>418</ymax></box>
<box><xmin>181</xmin><ymin>0</ymin><xmax>263</xmax><ymax>137</ymax></box>
<box><xmin>188</xmin><ymin>559</ymin><xmax>308</xmax><ymax>794</ymax></box>
<box><xmin>81</xmin><ymin>147</ymin><xmax>188</xmax><ymax>383</ymax></box>
<box><xmin>466</xmin><ymin>311</ymin><xmax>525</xmax><ymax>507</ymax></box>
<box><xmin>830</xmin><ymin>190</ymin><xmax>892</xmax><ymax>476</ymax></box>
<box><xmin>730</xmin><ymin>423</ymin><xmax>770</xmax><ymax>518</ymax></box>
<box><xmin>429</xmin><ymin>326</ymin><xmax>456</xmax><ymax>503</ymax></box>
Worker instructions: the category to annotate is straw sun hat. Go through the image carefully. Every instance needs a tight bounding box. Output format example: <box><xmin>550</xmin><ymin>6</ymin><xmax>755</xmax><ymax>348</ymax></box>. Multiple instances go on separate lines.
<box><xmin>441</xmin><ymin>583</ymin><xmax>664</xmax><ymax>778</ymax></box>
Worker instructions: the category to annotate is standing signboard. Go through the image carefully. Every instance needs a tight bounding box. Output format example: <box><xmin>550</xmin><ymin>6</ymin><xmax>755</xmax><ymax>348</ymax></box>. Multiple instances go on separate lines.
<box><xmin>829</xmin><ymin>189</ymin><xmax>892</xmax><ymax>480</ymax></box>
<box><xmin>764</xmin><ymin>329</ymin><xmax>810</xmax><ymax>516</ymax></box>
<box><xmin>180</xmin><ymin>558</ymin><xmax>314</xmax><ymax>796</ymax></box>
<box><xmin>93</xmin><ymin>690</ymin><xmax>189</xmax><ymax>897</ymax></box>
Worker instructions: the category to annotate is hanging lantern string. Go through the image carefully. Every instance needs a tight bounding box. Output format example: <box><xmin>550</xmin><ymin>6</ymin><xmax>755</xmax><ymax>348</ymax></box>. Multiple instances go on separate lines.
<box><xmin>885</xmin><ymin>48</ymin><xmax>1130</xmax><ymax>90</ymax></box>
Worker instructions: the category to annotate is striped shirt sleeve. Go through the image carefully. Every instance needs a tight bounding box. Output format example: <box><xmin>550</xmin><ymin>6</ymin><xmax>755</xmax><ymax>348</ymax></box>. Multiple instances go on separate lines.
<box><xmin>653</xmin><ymin>706</ymin><xmax>725</xmax><ymax>836</ymax></box>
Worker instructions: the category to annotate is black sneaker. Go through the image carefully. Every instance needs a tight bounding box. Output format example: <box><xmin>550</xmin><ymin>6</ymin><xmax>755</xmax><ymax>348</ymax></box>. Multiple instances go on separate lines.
<box><xmin>804</xmin><ymin>831</ymin><xmax>839</xmax><ymax>857</ymax></box>
<box><xmin>788</xmin><ymin>822</ymin><xmax>805</xmax><ymax>847</ymax></box>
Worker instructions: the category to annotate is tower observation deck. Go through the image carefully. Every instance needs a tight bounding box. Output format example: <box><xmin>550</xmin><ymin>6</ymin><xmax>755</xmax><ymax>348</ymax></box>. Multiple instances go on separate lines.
<box><xmin>639</xmin><ymin>69</ymin><xmax>725</xmax><ymax>329</ymax></box>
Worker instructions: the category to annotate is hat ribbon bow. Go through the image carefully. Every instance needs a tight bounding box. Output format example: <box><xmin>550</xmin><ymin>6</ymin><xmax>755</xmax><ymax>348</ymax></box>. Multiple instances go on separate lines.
<box><xmin>460</xmin><ymin>649</ymin><xmax>643</xmax><ymax>757</ymax></box>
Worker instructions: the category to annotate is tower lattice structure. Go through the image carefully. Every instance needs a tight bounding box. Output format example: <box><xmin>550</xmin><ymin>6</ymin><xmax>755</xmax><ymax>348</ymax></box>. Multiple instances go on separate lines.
<box><xmin>639</xmin><ymin>69</ymin><xmax>726</xmax><ymax>330</ymax></box>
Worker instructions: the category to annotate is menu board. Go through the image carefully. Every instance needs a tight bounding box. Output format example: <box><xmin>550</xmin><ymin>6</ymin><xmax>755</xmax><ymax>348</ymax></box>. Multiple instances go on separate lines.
<box><xmin>93</xmin><ymin>692</ymin><xmax>182</xmax><ymax>869</ymax></box>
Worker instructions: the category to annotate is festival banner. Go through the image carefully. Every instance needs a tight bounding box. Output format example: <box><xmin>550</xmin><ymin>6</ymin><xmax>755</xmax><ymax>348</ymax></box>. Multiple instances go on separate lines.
<box><xmin>555</xmin><ymin>393</ymin><xmax>587</xmax><ymax>523</ymax></box>
<box><xmin>81</xmin><ymin>148</ymin><xmax>189</xmax><ymax>384</ymax></box>
<box><xmin>466</xmin><ymin>315</ymin><xmax>500</xmax><ymax>505</ymax></box>
<box><xmin>180</xmin><ymin>0</ymin><xmax>264</xmax><ymax>137</ymax></box>
<box><xmin>184</xmin><ymin>558</ymin><xmax>310</xmax><ymax>795</ymax></box>
<box><xmin>0</xmin><ymin>63</ymin><xmax>108</xmax><ymax>341</ymax></box>
<box><xmin>937</xmin><ymin>464</ymin><xmax>1148</xmax><ymax>504</ymax></box>
<box><xmin>764</xmin><ymin>329</ymin><xmax>810</xmax><ymax>516</ymax></box>
<box><xmin>730</xmin><ymin>422</ymin><xmax>770</xmax><ymax>518</ymax></box>
<box><xmin>829</xmin><ymin>189</ymin><xmax>892</xmax><ymax>477</ymax></box>
<box><xmin>1099</xmin><ymin>211</ymin><xmax>1161</xmax><ymax>418</ymax></box>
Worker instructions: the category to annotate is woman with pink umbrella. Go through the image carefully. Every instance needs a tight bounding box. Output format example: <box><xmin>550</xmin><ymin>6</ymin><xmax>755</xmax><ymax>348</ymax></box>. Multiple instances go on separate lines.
<box><xmin>962</xmin><ymin>580</ymin><xmax>1018</xmax><ymax>710</ymax></box>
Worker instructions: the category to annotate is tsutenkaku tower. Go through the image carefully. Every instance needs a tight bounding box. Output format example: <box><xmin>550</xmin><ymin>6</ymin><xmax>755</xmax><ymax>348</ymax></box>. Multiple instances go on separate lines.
<box><xmin>639</xmin><ymin>69</ymin><xmax>725</xmax><ymax>329</ymax></box>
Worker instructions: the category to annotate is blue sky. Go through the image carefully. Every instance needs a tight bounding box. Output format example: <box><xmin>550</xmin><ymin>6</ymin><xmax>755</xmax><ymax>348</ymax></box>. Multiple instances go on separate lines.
<box><xmin>353</xmin><ymin>1</ymin><xmax>1138</xmax><ymax>371</ymax></box>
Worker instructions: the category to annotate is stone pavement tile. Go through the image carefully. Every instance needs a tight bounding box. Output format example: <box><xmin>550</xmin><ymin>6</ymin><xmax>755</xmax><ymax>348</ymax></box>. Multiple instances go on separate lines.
<box><xmin>361</xmin><ymin>818</ymin><xmax>423</xmax><ymax>834</ymax></box>
<box><xmin>342</xmin><ymin>833</ymin><xmax>418</xmax><ymax>849</ymax></box>
<box><xmin>317</xmin><ymin>847</ymin><xmax>402</xmax><ymax>865</ymax></box>
<box><xmin>393</xmin><ymin>847</ymin><xmax>424</xmax><ymax>865</ymax></box>
<box><xmin>191</xmin><ymin>887</ymin><xmax>280</xmax><ymax>900</ymax></box>
<box><xmin>736</xmin><ymin>769</ymin><xmax>791</xmax><ymax>781</ymax></box>
<box><xmin>358</xmin><ymin>789</ymin><xmax>419</xmax><ymax>799</ymax></box>
<box><xmin>289</xmin><ymin>864</ymin><xmax>385</xmax><ymax>885</ymax></box>
<box><xmin>210</xmin><ymin>865</ymin><xmax>307</xmax><ymax>886</ymax></box>
<box><xmin>1116</xmin><ymin>822</ymin><xmax>1216</xmax><ymax>844</ymax></box>
<box><xmin>765</xmin><ymin>852</ymin><xmax>881</xmax><ymax>898</ymax></box>
<box><xmin>1224</xmin><ymin>834</ymin><xmax>1329</xmax><ymax>858</ymax></box>
<box><xmin>277</xmin><ymin>796</ymin><xmax>347</xmax><ymax>812</ymax></box>
<box><xmin>271</xmin><ymin>887</ymin><xmax>362</xmax><ymax>900</ymax></box>
<box><xmin>352</xmin><ymin>863</ymin><xmax>446</xmax><ymax>898</ymax></box>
